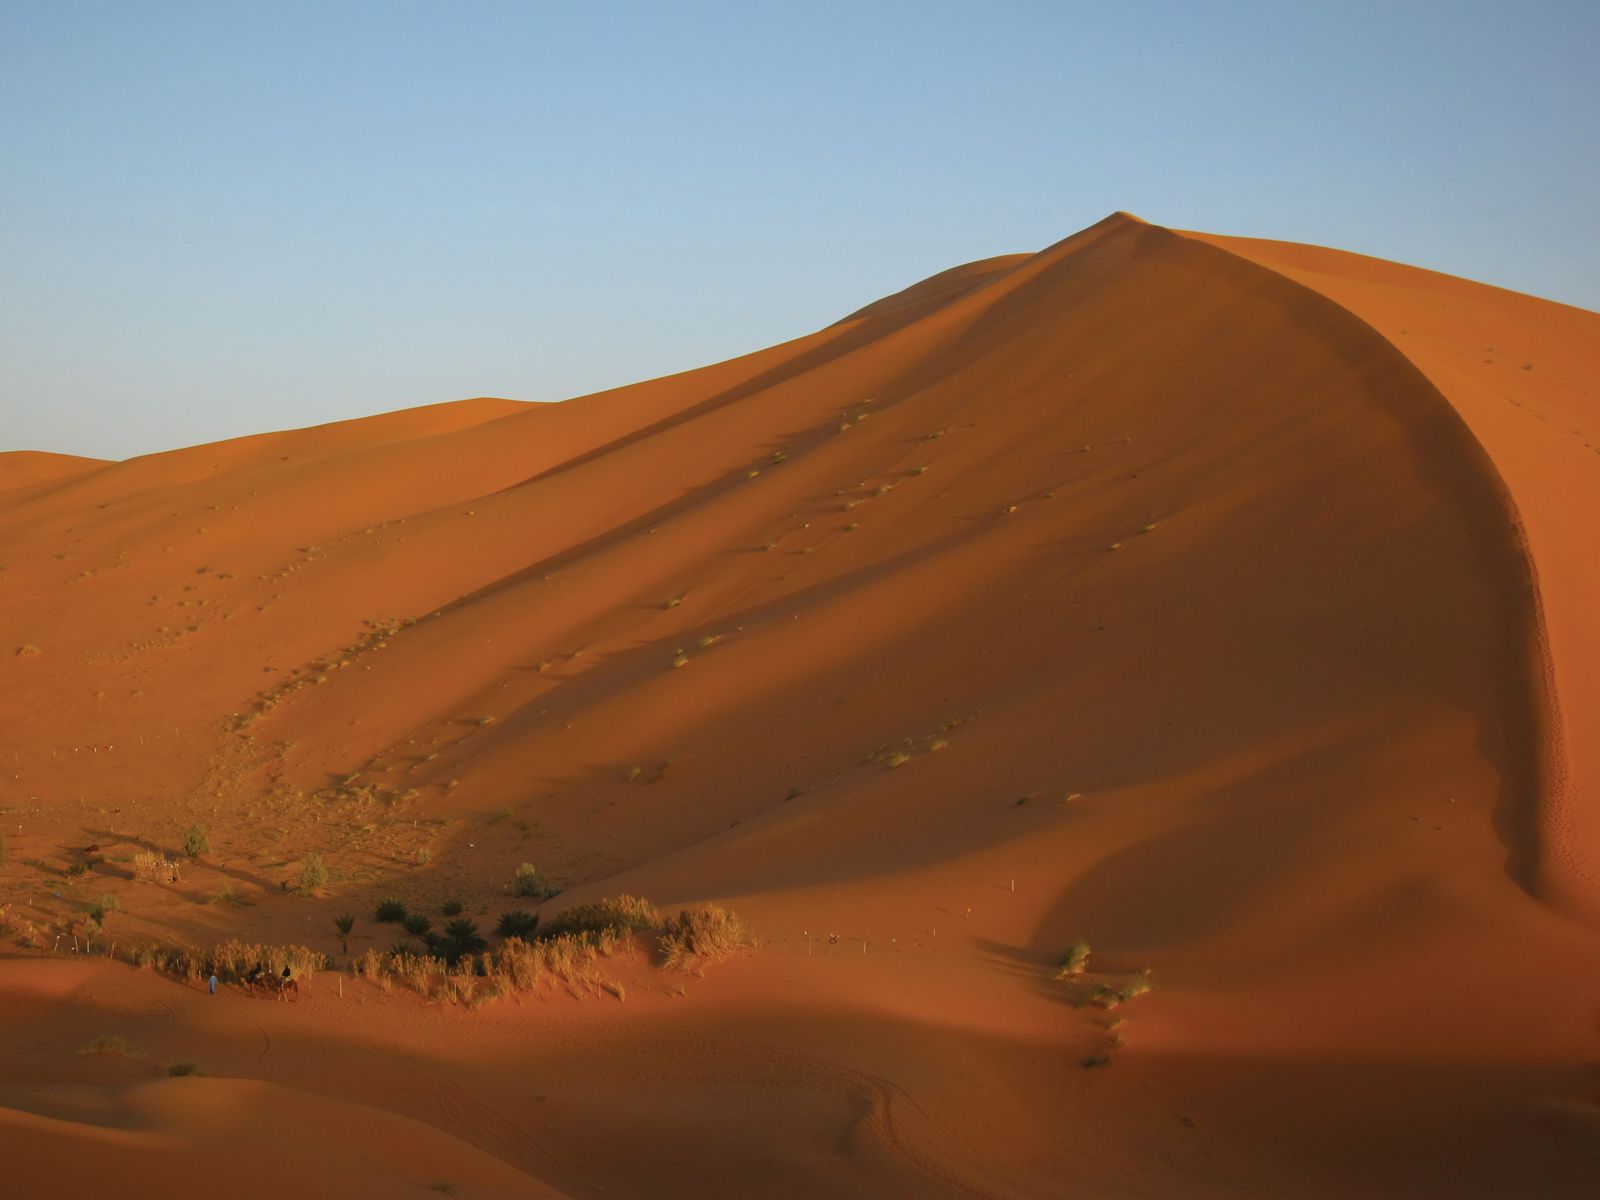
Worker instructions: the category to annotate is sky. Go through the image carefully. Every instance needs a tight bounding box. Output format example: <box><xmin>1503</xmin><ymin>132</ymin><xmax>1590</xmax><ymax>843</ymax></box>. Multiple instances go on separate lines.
<box><xmin>3</xmin><ymin>1</ymin><xmax>1597</xmax><ymax>461</ymax></box>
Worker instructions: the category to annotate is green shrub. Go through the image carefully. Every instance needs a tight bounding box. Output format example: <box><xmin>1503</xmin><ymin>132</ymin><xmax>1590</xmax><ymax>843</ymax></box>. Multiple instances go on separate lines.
<box><xmin>182</xmin><ymin>823</ymin><xmax>210</xmax><ymax>858</ymax></box>
<box><xmin>375</xmin><ymin>897</ymin><xmax>407</xmax><ymax>923</ymax></box>
<box><xmin>437</xmin><ymin>918</ymin><xmax>487</xmax><ymax>964</ymax></box>
<box><xmin>91</xmin><ymin>895</ymin><xmax>119</xmax><ymax>923</ymax></box>
<box><xmin>514</xmin><ymin>863</ymin><xmax>557</xmax><ymax>900</ymax></box>
<box><xmin>495</xmin><ymin>910</ymin><xmax>539</xmax><ymax>939</ymax></box>
<box><xmin>403</xmin><ymin>913</ymin><xmax>432</xmax><ymax>937</ymax></box>
<box><xmin>440</xmin><ymin>897</ymin><xmax>464</xmax><ymax>917</ymax></box>
<box><xmin>333</xmin><ymin>913</ymin><xmax>354</xmax><ymax>954</ymax></box>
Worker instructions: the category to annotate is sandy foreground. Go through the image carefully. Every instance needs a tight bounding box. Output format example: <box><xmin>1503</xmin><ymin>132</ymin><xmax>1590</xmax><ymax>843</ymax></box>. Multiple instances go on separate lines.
<box><xmin>3</xmin><ymin>213</ymin><xmax>1598</xmax><ymax>1198</ymax></box>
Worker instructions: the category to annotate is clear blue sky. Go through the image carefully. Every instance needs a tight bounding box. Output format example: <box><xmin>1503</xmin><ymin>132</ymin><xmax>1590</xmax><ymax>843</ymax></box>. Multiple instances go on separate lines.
<box><xmin>3</xmin><ymin>1</ymin><xmax>1596</xmax><ymax>460</ymax></box>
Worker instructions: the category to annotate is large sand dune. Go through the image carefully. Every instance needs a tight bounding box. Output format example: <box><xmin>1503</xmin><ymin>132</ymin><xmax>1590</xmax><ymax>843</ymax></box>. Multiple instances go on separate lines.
<box><xmin>3</xmin><ymin>214</ymin><xmax>1598</xmax><ymax>1198</ymax></box>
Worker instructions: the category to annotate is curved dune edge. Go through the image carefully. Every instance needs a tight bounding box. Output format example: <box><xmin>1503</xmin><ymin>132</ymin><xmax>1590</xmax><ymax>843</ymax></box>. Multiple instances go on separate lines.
<box><xmin>1180</xmin><ymin>226</ymin><xmax>1591</xmax><ymax>921</ymax></box>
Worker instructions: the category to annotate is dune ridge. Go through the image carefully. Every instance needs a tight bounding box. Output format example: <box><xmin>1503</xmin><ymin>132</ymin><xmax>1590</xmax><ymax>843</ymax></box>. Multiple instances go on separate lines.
<box><xmin>3</xmin><ymin>214</ymin><xmax>1598</xmax><ymax>1198</ymax></box>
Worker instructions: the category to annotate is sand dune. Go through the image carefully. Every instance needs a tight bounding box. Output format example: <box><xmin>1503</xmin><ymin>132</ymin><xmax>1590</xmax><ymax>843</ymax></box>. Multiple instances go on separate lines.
<box><xmin>3</xmin><ymin>213</ymin><xmax>1598</xmax><ymax>1197</ymax></box>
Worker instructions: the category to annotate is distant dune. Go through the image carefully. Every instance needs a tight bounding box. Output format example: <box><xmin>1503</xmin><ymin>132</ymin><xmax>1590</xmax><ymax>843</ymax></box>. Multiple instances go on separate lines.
<box><xmin>3</xmin><ymin>214</ymin><xmax>1597</xmax><ymax>1199</ymax></box>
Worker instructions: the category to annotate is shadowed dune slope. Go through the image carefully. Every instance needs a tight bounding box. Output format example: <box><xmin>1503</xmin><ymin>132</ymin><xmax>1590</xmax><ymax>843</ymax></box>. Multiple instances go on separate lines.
<box><xmin>3</xmin><ymin>214</ymin><xmax>1598</xmax><ymax>1199</ymax></box>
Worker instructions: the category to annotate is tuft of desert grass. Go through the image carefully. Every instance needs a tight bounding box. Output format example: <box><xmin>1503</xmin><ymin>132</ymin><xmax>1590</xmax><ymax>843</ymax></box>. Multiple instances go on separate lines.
<box><xmin>656</xmin><ymin>905</ymin><xmax>752</xmax><ymax>971</ymax></box>
<box><xmin>79</xmin><ymin>1034</ymin><xmax>137</xmax><ymax>1056</ymax></box>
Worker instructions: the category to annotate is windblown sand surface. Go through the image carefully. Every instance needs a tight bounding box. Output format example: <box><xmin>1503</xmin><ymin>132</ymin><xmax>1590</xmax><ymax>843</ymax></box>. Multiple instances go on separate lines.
<box><xmin>3</xmin><ymin>214</ymin><xmax>1598</xmax><ymax>1198</ymax></box>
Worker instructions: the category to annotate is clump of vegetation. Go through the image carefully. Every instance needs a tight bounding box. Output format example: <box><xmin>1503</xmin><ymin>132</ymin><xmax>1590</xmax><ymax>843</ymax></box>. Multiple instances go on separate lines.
<box><xmin>350</xmin><ymin>895</ymin><xmax>752</xmax><ymax>1005</ymax></box>
<box><xmin>436</xmin><ymin>918</ymin><xmax>487</xmax><ymax>964</ymax></box>
<box><xmin>1115</xmin><ymin>969</ymin><xmax>1153</xmax><ymax>1003</ymax></box>
<box><xmin>78</xmin><ymin>1034</ymin><xmax>136</xmax><ymax>1056</ymax></box>
<box><xmin>514</xmin><ymin>863</ymin><xmax>558</xmax><ymax>900</ymax></box>
<box><xmin>298</xmin><ymin>853</ymin><xmax>329</xmax><ymax>892</ymax></box>
<box><xmin>182</xmin><ymin>822</ymin><xmax>210</xmax><ymax>858</ymax></box>
<box><xmin>204</xmin><ymin>939</ymin><xmax>327</xmax><ymax>984</ymax></box>
<box><xmin>1054</xmin><ymin>938</ymin><xmax>1091</xmax><ymax>979</ymax></box>
<box><xmin>656</xmin><ymin>905</ymin><xmax>751</xmax><ymax>970</ymax></box>
<box><xmin>334</xmin><ymin>913</ymin><xmax>355</xmax><ymax>954</ymax></box>
<box><xmin>414</xmin><ymin>846</ymin><xmax>433</xmax><ymax>866</ymax></box>
<box><xmin>133</xmin><ymin>849</ymin><xmax>181</xmax><ymax>883</ymax></box>
<box><xmin>375</xmin><ymin>897</ymin><xmax>407</xmax><ymax>923</ymax></box>
<box><xmin>166</xmin><ymin>1061</ymin><xmax>203</xmax><ymax>1077</ymax></box>
<box><xmin>540</xmin><ymin>894</ymin><xmax>660</xmax><ymax>941</ymax></box>
<box><xmin>403</xmin><ymin>913</ymin><xmax>432</xmax><ymax>938</ymax></box>
<box><xmin>439</xmin><ymin>897</ymin><xmax>464</xmax><ymax>917</ymax></box>
<box><xmin>495</xmin><ymin>910</ymin><xmax>539</xmax><ymax>939</ymax></box>
<box><xmin>91</xmin><ymin>895</ymin><xmax>119</xmax><ymax>923</ymax></box>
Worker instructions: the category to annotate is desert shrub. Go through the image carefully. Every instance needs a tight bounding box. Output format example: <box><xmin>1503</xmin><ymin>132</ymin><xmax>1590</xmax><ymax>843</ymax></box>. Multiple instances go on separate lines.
<box><xmin>167</xmin><ymin>1061</ymin><xmax>203</xmax><ymax>1077</ymax></box>
<box><xmin>91</xmin><ymin>895</ymin><xmax>119</xmax><ymax>923</ymax></box>
<box><xmin>65</xmin><ymin>861</ymin><xmax>87</xmax><ymax>877</ymax></box>
<box><xmin>298</xmin><ymin>853</ymin><xmax>329</xmax><ymax>892</ymax></box>
<box><xmin>491</xmin><ymin>932</ymin><xmax>610</xmax><ymax>993</ymax></box>
<box><xmin>374</xmin><ymin>897</ymin><xmax>407</xmax><ymax>923</ymax></box>
<box><xmin>655</xmin><ymin>905</ymin><xmax>750</xmax><ymax>970</ymax></box>
<box><xmin>354</xmin><ymin>948</ymin><xmax>389</xmax><ymax>982</ymax></box>
<box><xmin>133</xmin><ymin>849</ymin><xmax>181</xmax><ymax>883</ymax></box>
<box><xmin>399</xmin><ymin>913</ymin><xmax>429</xmax><ymax>937</ymax></box>
<box><xmin>1054</xmin><ymin>938</ymin><xmax>1091</xmax><ymax>980</ymax></box>
<box><xmin>437</xmin><ymin>918</ymin><xmax>487</xmax><ymax>965</ymax></box>
<box><xmin>439</xmin><ymin>897</ymin><xmax>464</xmax><ymax>917</ymax></box>
<box><xmin>539</xmin><ymin>894</ymin><xmax>659</xmax><ymax>942</ymax></box>
<box><xmin>1115</xmin><ymin>969</ymin><xmax>1153</xmax><ymax>1003</ymax></box>
<box><xmin>79</xmin><ymin>1034</ymin><xmax>136</xmax><ymax>1056</ymax></box>
<box><xmin>182</xmin><ymin>823</ymin><xmax>210</xmax><ymax>858</ymax></box>
<box><xmin>495</xmin><ymin>909</ymin><xmax>539</xmax><ymax>939</ymax></box>
<box><xmin>414</xmin><ymin>846</ymin><xmax>432</xmax><ymax>866</ymax></box>
<box><xmin>514</xmin><ymin>863</ymin><xmax>558</xmax><ymax>900</ymax></box>
<box><xmin>333</xmin><ymin>913</ymin><xmax>354</xmax><ymax>954</ymax></box>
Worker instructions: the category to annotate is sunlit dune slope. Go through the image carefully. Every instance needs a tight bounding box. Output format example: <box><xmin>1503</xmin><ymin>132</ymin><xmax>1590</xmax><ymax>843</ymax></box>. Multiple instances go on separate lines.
<box><xmin>0</xmin><ymin>449</ymin><xmax>108</xmax><ymax>491</ymax></box>
<box><xmin>4</xmin><ymin>213</ymin><xmax>1599</xmax><ymax>1199</ymax></box>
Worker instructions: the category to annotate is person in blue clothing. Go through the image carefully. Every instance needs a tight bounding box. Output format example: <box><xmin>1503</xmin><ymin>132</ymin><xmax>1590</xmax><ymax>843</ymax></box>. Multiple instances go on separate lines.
<box><xmin>207</xmin><ymin>969</ymin><xmax>218</xmax><ymax>995</ymax></box>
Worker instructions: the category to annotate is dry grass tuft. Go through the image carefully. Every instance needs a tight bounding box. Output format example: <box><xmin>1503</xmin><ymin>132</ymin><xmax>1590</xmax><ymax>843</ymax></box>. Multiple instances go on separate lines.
<box><xmin>657</xmin><ymin>905</ymin><xmax>752</xmax><ymax>971</ymax></box>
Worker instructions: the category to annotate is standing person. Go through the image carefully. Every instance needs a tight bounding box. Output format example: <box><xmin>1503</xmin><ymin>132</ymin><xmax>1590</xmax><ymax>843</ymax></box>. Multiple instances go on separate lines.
<box><xmin>207</xmin><ymin>969</ymin><xmax>218</xmax><ymax>995</ymax></box>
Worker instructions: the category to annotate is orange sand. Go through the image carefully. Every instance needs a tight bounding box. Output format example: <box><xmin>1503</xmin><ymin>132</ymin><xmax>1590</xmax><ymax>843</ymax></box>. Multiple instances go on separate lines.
<box><xmin>3</xmin><ymin>214</ymin><xmax>1598</xmax><ymax>1198</ymax></box>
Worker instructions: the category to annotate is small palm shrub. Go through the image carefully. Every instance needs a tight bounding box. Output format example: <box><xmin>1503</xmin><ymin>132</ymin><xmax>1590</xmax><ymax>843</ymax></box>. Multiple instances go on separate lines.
<box><xmin>437</xmin><ymin>918</ymin><xmax>487</xmax><ymax>965</ymax></box>
<box><xmin>403</xmin><ymin>913</ymin><xmax>432</xmax><ymax>937</ymax></box>
<box><xmin>440</xmin><ymin>897</ymin><xmax>464</xmax><ymax>917</ymax></box>
<box><xmin>375</xmin><ymin>897</ymin><xmax>407</xmax><ymax>923</ymax></box>
<box><xmin>334</xmin><ymin>913</ymin><xmax>354</xmax><ymax>954</ymax></box>
<box><xmin>495</xmin><ymin>910</ymin><xmax>539</xmax><ymax>939</ymax></box>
